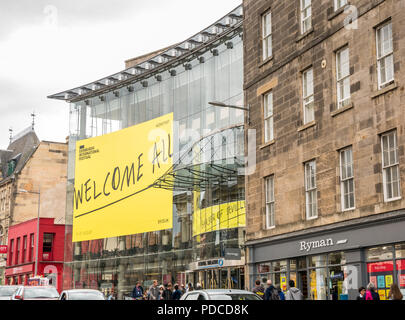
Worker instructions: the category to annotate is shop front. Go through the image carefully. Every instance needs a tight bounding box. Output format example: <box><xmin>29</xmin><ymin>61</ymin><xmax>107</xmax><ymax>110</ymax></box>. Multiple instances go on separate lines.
<box><xmin>247</xmin><ymin>211</ymin><xmax>405</xmax><ymax>300</ymax></box>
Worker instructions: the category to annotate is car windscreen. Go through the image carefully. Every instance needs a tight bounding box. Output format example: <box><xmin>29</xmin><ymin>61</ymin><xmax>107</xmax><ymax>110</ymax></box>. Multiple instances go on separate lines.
<box><xmin>68</xmin><ymin>292</ymin><xmax>105</xmax><ymax>300</ymax></box>
<box><xmin>209</xmin><ymin>294</ymin><xmax>262</xmax><ymax>300</ymax></box>
<box><xmin>0</xmin><ymin>287</ymin><xmax>18</xmax><ymax>297</ymax></box>
<box><xmin>24</xmin><ymin>287</ymin><xmax>59</xmax><ymax>299</ymax></box>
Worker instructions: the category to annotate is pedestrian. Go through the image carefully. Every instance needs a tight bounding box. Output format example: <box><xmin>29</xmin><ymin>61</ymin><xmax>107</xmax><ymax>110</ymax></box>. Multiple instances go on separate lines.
<box><xmin>143</xmin><ymin>288</ymin><xmax>150</xmax><ymax>300</ymax></box>
<box><xmin>388</xmin><ymin>283</ymin><xmax>403</xmax><ymax>300</ymax></box>
<box><xmin>196</xmin><ymin>282</ymin><xmax>202</xmax><ymax>290</ymax></box>
<box><xmin>365</xmin><ymin>282</ymin><xmax>380</xmax><ymax>300</ymax></box>
<box><xmin>180</xmin><ymin>284</ymin><xmax>186</xmax><ymax>295</ymax></box>
<box><xmin>187</xmin><ymin>283</ymin><xmax>194</xmax><ymax>292</ymax></box>
<box><xmin>159</xmin><ymin>285</ymin><xmax>165</xmax><ymax>300</ymax></box>
<box><xmin>132</xmin><ymin>281</ymin><xmax>144</xmax><ymax>300</ymax></box>
<box><xmin>252</xmin><ymin>279</ymin><xmax>265</xmax><ymax>298</ymax></box>
<box><xmin>162</xmin><ymin>283</ymin><xmax>173</xmax><ymax>300</ymax></box>
<box><xmin>285</xmin><ymin>280</ymin><xmax>304</xmax><ymax>300</ymax></box>
<box><xmin>264</xmin><ymin>280</ymin><xmax>279</xmax><ymax>300</ymax></box>
<box><xmin>148</xmin><ymin>280</ymin><xmax>160</xmax><ymax>300</ymax></box>
<box><xmin>276</xmin><ymin>285</ymin><xmax>285</xmax><ymax>300</ymax></box>
<box><xmin>172</xmin><ymin>284</ymin><xmax>183</xmax><ymax>300</ymax></box>
<box><xmin>356</xmin><ymin>287</ymin><xmax>366</xmax><ymax>300</ymax></box>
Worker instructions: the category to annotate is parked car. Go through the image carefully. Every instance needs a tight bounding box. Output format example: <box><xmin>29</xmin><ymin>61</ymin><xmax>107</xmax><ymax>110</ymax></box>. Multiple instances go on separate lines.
<box><xmin>11</xmin><ymin>286</ymin><xmax>60</xmax><ymax>300</ymax></box>
<box><xmin>180</xmin><ymin>289</ymin><xmax>262</xmax><ymax>300</ymax></box>
<box><xmin>59</xmin><ymin>289</ymin><xmax>106</xmax><ymax>300</ymax></box>
<box><xmin>0</xmin><ymin>285</ymin><xmax>21</xmax><ymax>300</ymax></box>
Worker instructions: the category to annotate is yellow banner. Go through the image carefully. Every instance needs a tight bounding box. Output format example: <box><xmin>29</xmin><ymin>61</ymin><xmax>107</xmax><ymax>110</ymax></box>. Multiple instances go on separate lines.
<box><xmin>73</xmin><ymin>113</ymin><xmax>173</xmax><ymax>242</ymax></box>
<box><xmin>192</xmin><ymin>195</ymin><xmax>246</xmax><ymax>237</ymax></box>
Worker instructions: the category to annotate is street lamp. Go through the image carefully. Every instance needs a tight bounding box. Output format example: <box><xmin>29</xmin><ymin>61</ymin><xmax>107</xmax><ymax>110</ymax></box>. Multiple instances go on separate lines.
<box><xmin>18</xmin><ymin>187</ymin><xmax>41</xmax><ymax>277</ymax></box>
<box><xmin>208</xmin><ymin>101</ymin><xmax>250</xmax><ymax>125</ymax></box>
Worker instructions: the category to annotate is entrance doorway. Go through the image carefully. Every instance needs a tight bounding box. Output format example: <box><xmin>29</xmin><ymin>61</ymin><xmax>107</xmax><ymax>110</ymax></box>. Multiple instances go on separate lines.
<box><xmin>187</xmin><ymin>267</ymin><xmax>245</xmax><ymax>290</ymax></box>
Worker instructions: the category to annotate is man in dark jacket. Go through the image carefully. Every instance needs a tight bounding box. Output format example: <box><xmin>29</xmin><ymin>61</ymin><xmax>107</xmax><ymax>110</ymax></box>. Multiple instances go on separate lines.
<box><xmin>172</xmin><ymin>284</ymin><xmax>183</xmax><ymax>300</ymax></box>
<box><xmin>252</xmin><ymin>279</ymin><xmax>265</xmax><ymax>298</ymax></box>
<box><xmin>132</xmin><ymin>281</ymin><xmax>144</xmax><ymax>300</ymax></box>
<box><xmin>357</xmin><ymin>287</ymin><xmax>366</xmax><ymax>300</ymax></box>
<box><xmin>264</xmin><ymin>280</ymin><xmax>279</xmax><ymax>300</ymax></box>
<box><xmin>162</xmin><ymin>283</ymin><xmax>173</xmax><ymax>300</ymax></box>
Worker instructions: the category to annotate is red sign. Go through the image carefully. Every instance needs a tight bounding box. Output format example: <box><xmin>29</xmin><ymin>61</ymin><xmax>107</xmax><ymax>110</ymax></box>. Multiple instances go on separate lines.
<box><xmin>5</xmin><ymin>264</ymin><xmax>33</xmax><ymax>276</ymax></box>
<box><xmin>367</xmin><ymin>261</ymin><xmax>394</xmax><ymax>273</ymax></box>
<box><xmin>399</xmin><ymin>275</ymin><xmax>405</xmax><ymax>288</ymax></box>
<box><xmin>0</xmin><ymin>245</ymin><xmax>7</xmax><ymax>254</ymax></box>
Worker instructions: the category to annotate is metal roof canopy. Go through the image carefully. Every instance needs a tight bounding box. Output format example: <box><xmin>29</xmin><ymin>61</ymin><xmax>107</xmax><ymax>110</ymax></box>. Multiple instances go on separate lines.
<box><xmin>48</xmin><ymin>5</ymin><xmax>243</xmax><ymax>103</ymax></box>
<box><xmin>152</xmin><ymin>125</ymin><xmax>244</xmax><ymax>192</ymax></box>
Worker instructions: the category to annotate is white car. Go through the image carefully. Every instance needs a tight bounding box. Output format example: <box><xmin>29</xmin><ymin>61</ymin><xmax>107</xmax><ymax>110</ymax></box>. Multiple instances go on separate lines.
<box><xmin>59</xmin><ymin>289</ymin><xmax>106</xmax><ymax>300</ymax></box>
<box><xmin>180</xmin><ymin>289</ymin><xmax>262</xmax><ymax>300</ymax></box>
<box><xmin>0</xmin><ymin>285</ymin><xmax>21</xmax><ymax>300</ymax></box>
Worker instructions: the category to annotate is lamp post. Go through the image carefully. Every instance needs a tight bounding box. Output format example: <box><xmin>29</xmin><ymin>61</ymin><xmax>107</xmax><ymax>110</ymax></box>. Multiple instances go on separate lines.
<box><xmin>208</xmin><ymin>101</ymin><xmax>250</xmax><ymax>125</ymax></box>
<box><xmin>18</xmin><ymin>187</ymin><xmax>40</xmax><ymax>277</ymax></box>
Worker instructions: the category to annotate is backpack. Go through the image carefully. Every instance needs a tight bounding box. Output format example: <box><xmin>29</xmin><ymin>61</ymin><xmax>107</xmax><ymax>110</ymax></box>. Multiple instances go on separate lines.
<box><xmin>270</xmin><ymin>288</ymin><xmax>280</xmax><ymax>300</ymax></box>
<box><xmin>365</xmin><ymin>291</ymin><xmax>373</xmax><ymax>300</ymax></box>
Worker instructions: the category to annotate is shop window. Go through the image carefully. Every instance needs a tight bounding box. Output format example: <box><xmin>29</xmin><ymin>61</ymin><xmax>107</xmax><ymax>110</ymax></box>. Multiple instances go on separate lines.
<box><xmin>366</xmin><ymin>246</ymin><xmax>394</xmax><ymax>261</ymax></box>
<box><xmin>272</xmin><ymin>260</ymin><xmax>287</xmax><ymax>272</ymax></box>
<box><xmin>328</xmin><ymin>252</ymin><xmax>346</xmax><ymax>265</ymax></box>
<box><xmin>290</xmin><ymin>259</ymin><xmax>297</xmax><ymax>271</ymax></box>
<box><xmin>395</xmin><ymin>243</ymin><xmax>405</xmax><ymax>259</ymax></box>
<box><xmin>328</xmin><ymin>265</ymin><xmax>349</xmax><ymax>300</ymax></box>
<box><xmin>309</xmin><ymin>255</ymin><xmax>327</xmax><ymax>268</ymax></box>
<box><xmin>367</xmin><ymin>261</ymin><xmax>394</xmax><ymax>300</ymax></box>
<box><xmin>258</xmin><ymin>263</ymin><xmax>270</xmax><ymax>274</ymax></box>
<box><xmin>309</xmin><ymin>268</ymin><xmax>328</xmax><ymax>300</ymax></box>
<box><xmin>396</xmin><ymin>259</ymin><xmax>405</xmax><ymax>297</ymax></box>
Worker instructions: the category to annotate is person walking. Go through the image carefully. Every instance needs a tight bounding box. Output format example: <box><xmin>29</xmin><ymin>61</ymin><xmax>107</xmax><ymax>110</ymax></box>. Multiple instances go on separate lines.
<box><xmin>264</xmin><ymin>280</ymin><xmax>279</xmax><ymax>300</ymax></box>
<box><xmin>356</xmin><ymin>287</ymin><xmax>366</xmax><ymax>300</ymax></box>
<box><xmin>180</xmin><ymin>284</ymin><xmax>186</xmax><ymax>295</ymax></box>
<box><xmin>186</xmin><ymin>283</ymin><xmax>194</xmax><ymax>292</ymax></box>
<box><xmin>132</xmin><ymin>281</ymin><xmax>144</xmax><ymax>300</ymax></box>
<box><xmin>285</xmin><ymin>280</ymin><xmax>304</xmax><ymax>300</ymax></box>
<box><xmin>158</xmin><ymin>285</ymin><xmax>165</xmax><ymax>300</ymax></box>
<box><xmin>148</xmin><ymin>280</ymin><xmax>160</xmax><ymax>300</ymax></box>
<box><xmin>365</xmin><ymin>282</ymin><xmax>380</xmax><ymax>300</ymax></box>
<box><xmin>388</xmin><ymin>283</ymin><xmax>403</xmax><ymax>300</ymax></box>
<box><xmin>276</xmin><ymin>285</ymin><xmax>285</xmax><ymax>300</ymax></box>
<box><xmin>162</xmin><ymin>283</ymin><xmax>173</xmax><ymax>300</ymax></box>
<box><xmin>252</xmin><ymin>279</ymin><xmax>265</xmax><ymax>298</ymax></box>
<box><xmin>172</xmin><ymin>284</ymin><xmax>183</xmax><ymax>300</ymax></box>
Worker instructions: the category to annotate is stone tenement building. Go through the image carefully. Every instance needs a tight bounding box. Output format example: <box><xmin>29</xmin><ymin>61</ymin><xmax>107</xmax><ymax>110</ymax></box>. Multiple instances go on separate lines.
<box><xmin>0</xmin><ymin>128</ymin><xmax>68</xmax><ymax>284</ymax></box>
<box><xmin>243</xmin><ymin>0</ymin><xmax>405</xmax><ymax>300</ymax></box>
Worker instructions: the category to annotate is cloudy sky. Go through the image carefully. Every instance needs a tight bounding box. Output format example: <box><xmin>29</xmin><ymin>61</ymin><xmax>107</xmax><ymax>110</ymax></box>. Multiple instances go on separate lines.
<box><xmin>0</xmin><ymin>0</ymin><xmax>241</xmax><ymax>149</ymax></box>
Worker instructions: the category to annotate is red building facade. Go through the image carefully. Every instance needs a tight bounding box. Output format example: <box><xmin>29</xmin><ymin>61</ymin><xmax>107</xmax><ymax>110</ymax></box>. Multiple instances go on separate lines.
<box><xmin>4</xmin><ymin>218</ymin><xmax>65</xmax><ymax>292</ymax></box>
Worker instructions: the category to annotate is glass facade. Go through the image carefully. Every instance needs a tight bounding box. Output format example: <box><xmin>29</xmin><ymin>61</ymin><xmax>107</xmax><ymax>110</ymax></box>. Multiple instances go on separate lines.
<box><xmin>63</xmin><ymin>31</ymin><xmax>244</xmax><ymax>298</ymax></box>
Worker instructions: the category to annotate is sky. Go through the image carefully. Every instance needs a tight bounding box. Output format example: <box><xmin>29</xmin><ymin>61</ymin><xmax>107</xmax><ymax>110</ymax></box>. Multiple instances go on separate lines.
<box><xmin>0</xmin><ymin>0</ymin><xmax>241</xmax><ymax>149</ymax></box>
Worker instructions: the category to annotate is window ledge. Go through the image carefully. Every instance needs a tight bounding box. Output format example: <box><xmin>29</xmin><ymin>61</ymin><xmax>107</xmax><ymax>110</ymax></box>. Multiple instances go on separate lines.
<box><xmin>327</xmin><ymin>4</ymin><xmax>350</xmax><ymax>21</ymax></box>
<box><xmin>296</xmin><ymin>27</ymin><xmax>314</xmax><ymax>43</ymax></box>
<box><xmin>297</xmin><ymin>120</ymin><xmax>316</xmax><ymax>132</ymax></box>
<box><xmin>341</xmin><ymin>207</ymin><xmax>355</xmax><ymax>213</ymax></box>
<box><xmin>331</xmin><ymin>102</ymin><xmax>354</xmax><ymax>117</ymax></box>
<box><xmin>259</xmin><ymin>139</ymin><xmax>275</xmax><ymax>149</ymax></box>
<box><xmin>306</xmin><ymin>216</ymin><xmax>318</xmax><ymax>221</ymax></box>
<box><xmin>265</xmin><ymin>226</ymin><xmax>276</xmax><ymax>231</ymax></box>
<box><xmin>371</xmin><ymin>81</ymin><xmax>398</xmax><ymax>99</ymax></box>
<box><xmin>259</xmin><ymin>55</ymin><xmax>274</xmax><ymax>68</ymax></box>
<box><xmin>384</xmin><ymin>197</ymin><xmax>402</xmax><ymax>203</ymax></box>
